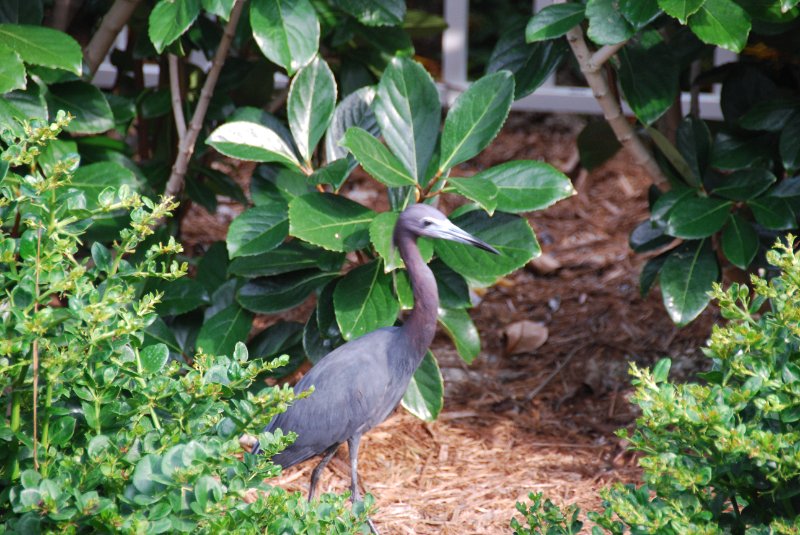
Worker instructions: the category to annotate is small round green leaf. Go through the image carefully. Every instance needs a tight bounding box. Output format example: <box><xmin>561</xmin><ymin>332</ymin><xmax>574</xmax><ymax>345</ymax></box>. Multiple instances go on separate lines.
<box><xmin>140</xmin><ymin>344</ymin><xmax>169</xmax><ymax>375</ymax></box>
<box><xmin>148</xmin><ymin>0</ymin><xmax>200</xmax><ymax>53</ymax></box>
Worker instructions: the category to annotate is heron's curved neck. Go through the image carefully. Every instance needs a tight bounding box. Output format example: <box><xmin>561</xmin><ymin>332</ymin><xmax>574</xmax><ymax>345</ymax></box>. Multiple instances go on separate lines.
<box><xmin>395</xmin><ymin>232</ymin><xmax>438</xmax><ymax>366</ymax></box>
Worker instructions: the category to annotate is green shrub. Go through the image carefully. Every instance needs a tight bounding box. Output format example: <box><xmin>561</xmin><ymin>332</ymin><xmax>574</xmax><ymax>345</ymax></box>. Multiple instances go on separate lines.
<box><xmin>0</xmin><ymin>115</ymin><xmax>370</xmax><ymax>533</ymax></box>
<box><xmin>513</xmin><ymin>235</ymin><xmax>800</xmax><ymax>534</ymax></box>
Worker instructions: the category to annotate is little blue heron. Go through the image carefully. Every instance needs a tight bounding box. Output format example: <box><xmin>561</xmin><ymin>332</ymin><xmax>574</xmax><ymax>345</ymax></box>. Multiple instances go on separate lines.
<box><xmin>243</xmin><ymin>204</ymin><xmax>498</xmax><ymax>530</ymax></box>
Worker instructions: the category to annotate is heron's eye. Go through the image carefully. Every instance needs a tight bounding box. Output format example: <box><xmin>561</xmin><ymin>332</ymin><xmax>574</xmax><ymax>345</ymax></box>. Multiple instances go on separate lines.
<box><xmin>422</xmin><ymin>219</ymin><xmax>433</xmax><ymax>227</ymax></box>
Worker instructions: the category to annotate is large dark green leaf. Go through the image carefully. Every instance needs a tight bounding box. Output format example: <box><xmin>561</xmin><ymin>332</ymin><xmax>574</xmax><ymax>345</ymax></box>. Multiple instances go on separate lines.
<box><xmin>438</xmin><ymin>72</ymin><xmax>514</xmax><ymax>172</ymax></box>
<box><xmin>325</xmin><ymin>86</ymin><xmax>378</xmax><ymax>163</ymax></box>
<box><xmin>431</xmin><ymin>260</ymin><xmax>471</xmax><ymax>309</ymax></box>
<box><xmin>577</xmin><ymin>120</ymin><xmax>622</xmax><ymax>170</ymax></box>
<box><xmin>228</xmin><ymin>240</ymin><xmax>344</xmax><ymax>277</ymax></box>
<box><xmin>658</xmin><ymin>0</ymin><xmax>704</xmax><ymax>23</ymax></box>
<box><xmin>711</xmin><ymin>168</ymin><xmax>776</xmax><ymax>201</ymax></box>
<box><xmin>525</xmin><ymin>4</ymin><xmax>585</xmax><ymax>42</ymax></box>
<box><xmin>0</xmin><ymin>44</ymin><xmax>25</xmax><ymax>93</ymax></box>
<box><xmin>288</xmin><ymin>192</ymin><xmax>375</xmax><ymax>252</ymax></box>
<box><xmin>401</xmin><ymin>351</ymin><xmax>443</xmax><ymax>421</ymax></box>
<box><xmin>0</xmin><ymin>83</ymin><xmax>46</xmax><ymax>137</ymax></box>
<box><xmin>331</xmin><ymin>0</ymin><xmax>405</xmax><ymax>26</ymax></box>
<box><xmin>435</xmin><ymin>210</ymin><xmax>540</xmax><ymax>286</ymax></box>
<box><xmin>152</xmin><ymin>278</ymin><xmax>209</xmax><ymax>316</ymax></box>
<box><xmin>288</xmin><ymin>56</ymin><xmax>336</xmax><ymax>163</ymax></box>
<box><xmin>474</xmin><ymin>160</ymin><xmax>574</xmax><ymax>213</ymax></box>
<box><xmin>444</xmin><ymin>177</ymin><xmax>498</xmax><ymax>215</ymax></box>
<box><xmin>739</xmin><ymin>99</ymin><xmax>800</xmax><ymax>132</ymax></box>
<box><xmin>640</xmin><ymin>249</ymin><xmax>672</xmax><ymax>297</ymax></box>
<box><xmin>0</xmin><ymin>1</ymin><xmax>43</xmax><ymax>24</ymax></box>
<box><xmin>195</xmin><ymin>305</ymin><xmax>253</xmax><ymax>357</ymax></box>
<box><xmin>721</xmin><ymin>214</ymin><xmax>758</xmax><ymax>269</ymax></box>
<box><xmin>333</xmin><ymin>260</ymin><xmax>399</xmax><ymax>340</ymax></box>
<box><xmin>629</xmin><ymin>220</ymin><xmax>674</xmax><ymax>252</ymax></box>
<box><xmin>226</xmin><ymin>202</ymin><xmax>289</xmax><ymax>258</ymax></box>
<box><xmin>249</xmin><ymin>321</ymin><xmax>303</xmax><ymax>359</ymax></box>
<box><xmin>651</xmin><ymin>186</ymin><xmax>694</xmax><ymax>226</ymax></box>
<box><xmin>196</xmin><ymin>241</ymin><xmax>229</xmax><ymax>293</ymax></box>
<box><xmin>148</xmin><ymin>0</ymin><xmax>200</xmax><ymax>53</ymax></box>
<box><xmin>237</xmin><ymin>270</ymin><xmax>336</xmax><ymax>313</ymax></box>
<box><xmin>0</xmin><ymin>24</ymin><xmax>81</xmax><ymax>74</ymax></box>
<box><xmin>665</xmin><ymin>196</ymin><xmax>732</xmax><ymax>239</ymax></box>
<box><xmin>710</xmin><ymin>132</ymin><xmax>772</xmax><ymax>170</ymax></box>
<box><xmin>438</xmin><ymin>307</ymin><xmax>480</xmax><ymax>363</ymax></box>
<box><xmin>748</xmin><ymin>196</ymin><xmax>797</xmax><ymax>230</ymax></box>
<box><xmin>676</xmin><ymin>117</ymin><xmax>711</xmax><ymax>184</ymax></box>
<box><xmin>586</xmin><ymin>0</ymin><xmax>635</xmax><ymax>45</ymax></box>
<box><xmin>374</xmin><ymin>57</ymin><xmax>440</xmax><ymax>183</ymax></box>
<box><xmin>620</xmin><ymin>0</ymin><xmax>661</xmax><ymax>29</ymax></box>
<box><xmin>207</xmin><ymin>121</ymin><xmax>301</xmax><ymax>168</ymax></box>
<box><xmin>250</xmin><ymin>0</ymin><xmax>319</xmax><ymax>75</ymax></box>
<box><xmin>341</xmin><ymin>127</ymin><xmax>417</xmax><ymax>186</ymax></box>
<box><xmin>46</xmin><ymin>82</ymin><xmax>114</xmax><ymax>134</ymax></box>
<box><xmin>617</xmin><ymin>41</ymin><xmax>679</xmax><ymax>126</ymax></box>
<box><xmin>202</xmin><ymin>0</ymin><xmax>235</xmax><ymax>19</ymax></box>
<box><xmin>309</xmin><ymin>159</ymin><xmax>350</xmax><ymax>191</ymax></box>
<box><xmin>70</xmin><ymin>162</ymin><xmax>138</xmax><ymax>209</ymax></box>
<box><xmin>660</xmin><ymin>239</ymin><xmax>718</xmax><ymax>326</ymax></box>
<box><xmin>488</xmin><ymin>26</ymin><xmax>568</xmax><ymax>100</ymax></box>
<box><xmin>687</xmin><ymin>0</ymin><xmax>751</xmax><ymax>53</ymax></box>
<box><xmin>368</xmin><ymin>211</ymin><xmax>433</xmax><ymax>271</ymax></box>
<box><xmin>251</xmin><ymin>164</ymin><xmax>309</xmax><ymax>205</ymax></box>
<box><xmin>780</xmin><ymin>112</ymin><xmax>800</xmax><ymax>173</ymax></box>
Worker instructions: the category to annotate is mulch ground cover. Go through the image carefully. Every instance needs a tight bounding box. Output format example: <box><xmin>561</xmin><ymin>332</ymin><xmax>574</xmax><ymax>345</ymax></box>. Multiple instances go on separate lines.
<box><xmin>181</xmin><ymin>112</ymin><xmax>717</xmax><ymax>534</ymax></box>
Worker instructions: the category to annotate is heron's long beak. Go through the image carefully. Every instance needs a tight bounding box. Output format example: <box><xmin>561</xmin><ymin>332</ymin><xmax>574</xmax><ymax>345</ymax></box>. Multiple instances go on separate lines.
<box><xmin>433</xmin><ymin>219</ymin><xmax>501</xmax><ymax>255</ymax></box>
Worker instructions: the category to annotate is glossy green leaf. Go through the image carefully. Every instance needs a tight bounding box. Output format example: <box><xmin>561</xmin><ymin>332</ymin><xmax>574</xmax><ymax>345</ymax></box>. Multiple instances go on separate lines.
<box><xmin>140</xmin><ymin>344</ymin><xmax>169</xmax><ymax>375</ymax></box>
<box><xmin>439</xmin><ymin>71</ymin><xmax>514</xmax><ymax>172</ymax></box>
<box><xmin>331</xmin><ymin>0</ymin><xmax>405</xmax><ymax>26</ymax></box>
<box><xmin>49</xmin><ymin>416</ymin><xmax>76</xmax><ymax>447</ymax></box>
<box><xmin>739</xmin><ymin>99</ymin><xmax>799</xmax><ymax>132</ymax></box>
<box><xmin>341</xmin><ymin>127</ymin><xmax>417</xmax><ymax>186</ymax></box>
<box><xmin>201</xmin><ymin>0</ymin><xmax>234</xmax><ymax>19</ymax></box>
<box><xmin>0</xmin><ymin>24</ymin><xmax>81</xmax><ymax>74</ymax></box>
<box><xmin>309</xmin><ymin>159</ymin><xmax>350</xmax><ymax>190</ymax></box>
<box><xmin>431</xmin><ymin>260</ymin><xmax>470</xmax><ymax>309</ymax></box>
<box><xmin>0</xmin><ymin>1</ymin><xmax>43</xmax><ymax>24</ymax></box>
<box><xmin>288</xmin><ymin>193</ymin><xmax>375</xmax><ymax>252</ymax></box>
<box><xmin>710</xmin><ymin>132</ymin><xmax>771</xmax><ymax>170</ymax></box>
<box><xmin>525</xmin><ymin>4</ymin><xmax>585</xmax><ymax>42</ymax></box>
<box><xmin>226</xmin><ymin>202</ymin><xmax>289</xmax><ymax>258</ymax></box>
<box><xmin>374</xmin><ymin>57</ymin><xmax>440</xmax><ymax>183</ymax></box>
<box><xmin>196</xmin><ymin>305</ymin><xmax>253</xmax><ymax>357</ymax></box>
<box><xmin>630</xmin><ymin>220</ymin><xmax>674</xmax><ymax>252</ymax></box>
<box><xmin>325</xmin><ymin>86</ymin><xmax>378</xmax><ymax>163</ymax></box>
<box><xmin>577</xmin><ymin>120</ymin><xmax>622</xmax><ymax>170</ymax></box>
<box><xmin>475</xmin><ymin>160</ymin><xmax>574</xmax><ymax>213</ymax></box>
<box><xmin>251</xmin><ymin>164</ymin><xmax>309</xmax><ymax>205</ymax></box>
<box><xmin>333</xmin><ymin>260</ymin><xmax>399</xmax><ymax>340</ymax></box>
<box><xmin>712</xmin><ymin>168</ymin><xmax>776</xmax><ymax>201</ymax></box>
<box><xmin>687</xmin><ymin>0</ymin><xmax>751</xmax><ymax>53</ymax></box>
<box><xmin>70</xmin><ymin>162</ymin><xmax>138</xmax><ymax>209</ymax></box>
<box><xmin>250</xmin><ymin>0</ymin><xmax>319</xmax><ymax>75</ymax></box>
<box><xmin>438</xmin><ymin>307</ymin><xmax>480</xmax><ymax>363</ymax></box>
<box><xmin>665</xmin><ymin>196</ymin><xmax>732</xmax><ymax>239</ymax></box>
<box><xmin>676</xmin><ymin>117</ymin><xmax>711</xmax><ymax>183</ymax></box>
<box><xmin>436</xmin><ymin>210</ymin><xmax>540</xmax><ymax>286</ymax></box>
<box><xmin>46</xmin><ymin>82</ymin><xmax>114</xmax><ymax>134</ymax></box>
<box><xmin>658</xmin><ymin>0</ymin><xmax>704</xmax><ymax>23</ymax></box>
<box><xmin>228</xmin><ymin>240</ymin><xmax>344</xmax><ymax>277</ymax></box>
<box><xmin>152</xmin><ymin>278</ymin><xmax>209</xmax><ymax>316</ymax></box>
<box><xmin>368</xmin><ymin>211</ymin><xmax>433</xmax><ymax>272</ymax></box>
<box><xmin>749</xmin><ymin>196</ymin><xmax>797</xmax><ymax>230</ymax></box>
<box><xmin>444</xmin><ymin>177</ymin><xmax>499</xmax><ymax>215</ymax></box>
<box><xmin>640</xmin><ymin>249</ymin><xmax>671</xmax><ymax>297</ymax></box>
<box><xmin>721</xmin><ymin>214</ymin><xmax>758</xmax><ymax>269</ymax></box>
<box><xmin>617</xmin><ymin>41</ymin><xmax>679</xmax><ymax>125</ymax></box>
<box><xmin>660</xmin><ymin>239</ymin><xmax>718</xmax><ymax>326</ymax></box>
<box><xmin>401</xmin><ymin>351</ymin><xmax>443</xmax><ymax>421</ymax></box>
<box><xmin>620</xmin><ymin>0</ymin><xmax>661</xmax><ymax>29</ymax></box>
<box><xmin>288</xmin><ymin>56</ymin><xmax>336</xmax><ymax>163</ymax></box>
<box><xmin>237</xmin><ymin>270</ymin><xmax>336</xmax><ymax>313</ymax></box>
<box><xmin>488</xmin><ymin>25</ymin><xmax>568</xmax><ymax>100</ymax></box>
<box><xmin>148</xmin><ymin>0</ymin><xmax>200</xmax><ymax>53</ymax></box>
<box><xmin>196</xmin><ymin>241</ymin><xmax>229</xmax><ymax>293</ymax></box>
<box><xmin>586</xmin><ymin>0</ymin><xmax>635</xmax><ymax>45</ymax></box>
<box><xmin>207</xmin><ymin>121</ymin><xmax>300</xmax><ymax>167</ymax></box>
<box><xmin>0</xmin><ymin>43</ymin><xmax>25</xmax><ymax>93</ymax></box>
<box><xmin>780</xmin><ymin>112</ymin><xmax>800</xmax><ymax>172</ymax></box>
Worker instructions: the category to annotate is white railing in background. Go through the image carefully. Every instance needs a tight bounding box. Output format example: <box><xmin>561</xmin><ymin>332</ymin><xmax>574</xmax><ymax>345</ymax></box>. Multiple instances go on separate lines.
<box><xmin>93</xmin><ymin>2</ymin><xmax>736</xmax><ymax>120</ymax></box>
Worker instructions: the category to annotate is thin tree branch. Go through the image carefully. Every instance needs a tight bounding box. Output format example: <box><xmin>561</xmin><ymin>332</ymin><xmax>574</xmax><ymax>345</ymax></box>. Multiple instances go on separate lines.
<box><xmin>164</xmin><ymin>0</ymin><xmax>247</xmax><ymax>199</ymax></box>
<box><xmin>169</xmin><ymin>54</ymin><xmax>187</xmax><ymax>141</ymax></box>
<box><xmin>555</xmin><ymin>1</ymin><xmax>667</xmax><ymax>184</ymax></box>
<box><xmin>84</xmin><ymin>0</ymin><xmax>143</xmax><ymax>77</ymax></box>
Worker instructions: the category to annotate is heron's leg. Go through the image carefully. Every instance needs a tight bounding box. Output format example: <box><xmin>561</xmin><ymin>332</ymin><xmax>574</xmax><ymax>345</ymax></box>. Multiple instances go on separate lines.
<box><xmin>308</xmin><ymin>443</ymin><xmax>340</xmax><ymax>502</ymax></box>
<box><xmin>347</xmin><ymin>435</ymin><xmax>380</xmax><ymax>535</ymax></box>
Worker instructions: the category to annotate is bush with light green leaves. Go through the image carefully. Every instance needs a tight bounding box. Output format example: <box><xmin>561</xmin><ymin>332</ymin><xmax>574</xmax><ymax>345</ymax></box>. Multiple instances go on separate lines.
<box><xmin>0</xmin><ymin>114</ymin><xmax>371</xmax><ymax>533</ymax></box>
<box><xmin>512</xmin><ymin>235</ymin><xmax>800</xmax><ymax>534</ymax></box>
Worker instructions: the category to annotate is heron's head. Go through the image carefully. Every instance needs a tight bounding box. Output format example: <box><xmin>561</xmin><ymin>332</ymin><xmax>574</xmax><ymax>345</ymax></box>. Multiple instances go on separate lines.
<box><xmin>395</xmin><ymin>204</ymin><xmax>500</xmax><ymax>254</ymax></box>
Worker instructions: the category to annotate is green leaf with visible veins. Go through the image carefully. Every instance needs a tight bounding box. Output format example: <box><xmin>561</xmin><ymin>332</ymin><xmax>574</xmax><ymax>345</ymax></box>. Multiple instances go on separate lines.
<box><xmin>331</xmin><ymin>0</ymin><xmax>405</xmax><ymax>26</ymax></box>
<box><xmin>0</xmin><ymin>24</ymin><xmax>81</xmax><ymax>74</ymax></box>
<box><xmin>207</xmin><ymin>121</ymin><xmax>301</xmax><ymax>168</ymax></box>
<box><xmin>46</xmin><ymin>82</ymin><xmax>114</xmax><ymax>134</ymax></box>
<box><xmin>444</xmin><ymin>177</ymin><xmax>498</xmax><ymax>215</ymax></box>
<box><xmin>475</xmin><ymin>160</ymin><xmax>574</xmax><ymax>213</ymax></box>
<box><xmin>658</xmin><ymin>0</ymin><xmax>705</xmax><ymax>23</ymax></box>
<box><xmin>342</xmin><ymin>127</ymin><xmax>417</xmax><ymax>187</ymax></box>
<box><xmin>660</xmin><ymin>239</ymin><xmax>718</xmax><ymax>326</ymax></box>
<box><xmin>439</xmin><ymin>71</ymin><xmax>514</xmax><ymax>172</ymax></box>
<box><xmin>228</xmin><ymin>240</ymin><xmax>344</xmax><ymax>277</ymax></box>
<box><xmin>0</xmin><ymin>43</ymin><xmax>25</xmax><ymax>93</ymax></box>
<box><xmin>226</xmin><ymin>202</ymin><xmax>289</xmax><ymax>258</ymax></box>
<box><xmin>250</xmin><ymin>0</ymin><xmax>319</xmax><ymax>75</ymax></box>
<box><xmin>687</xmin><ymin>0</ymin><xmax>750</xmax><ymax>53</ymax></box>
<box><xmin>289</xmin><ymin>192</ymin><xmax>376</xmax><ymax>252</ymax></box>
<box><xmin>586</xmin><ymin>0</ymin><xmax>635</xmax><ymax>45</ymax></box>
<box><xmin>749</xmin><ymin>196</ymin><xmax>796</xmax><ymax>230</ymax></box>
<box><xmin>401</xmin><ymin>351</ymin><xmax>443</xmax><ymax>421</ymax></box>
<box><xmin>237</xmin><ymin>270</ymin><xmax>336</xmax><ymax>313</ymax></box>
<box><xmin>721</xmin><ymin>214</ymin><xmax>758</xmax><ymax>269</ymax></box>
<box><xmin>525</xmin><ymin>4</ymin><xmax>585</xmax><ymax>42</ymax></box>
<box><xmin>369</xmin><ymin>211</ymin><xmax>433</xmax><ymax>271</ymax></box>
<box><xmin>148</xmin><ymin>0</ymin><xmax>201</xmax><ymax>53</ymax></box>
<box><xmin>333</xmin><ymin>260</ymin><xmax>399</xmax><ymax>340</ymax></box>
<box><xmin>665</xmin><ymin>196</ymin><xmax>732</xmax><ymax>239</ymax></box>
<box><xmin>196</xmin><ymin>305</ymin><xmax>253</xmax><ymax>357</ymax></box>
<box><xmin>438</xmin><ymin>307</ymin><xmax>480</xmax><ymax>363</ymax></box>
<box><xmin>288</xmin><ymin>56</ymin><xmax>336</xmax><ymax>163</ymax></box>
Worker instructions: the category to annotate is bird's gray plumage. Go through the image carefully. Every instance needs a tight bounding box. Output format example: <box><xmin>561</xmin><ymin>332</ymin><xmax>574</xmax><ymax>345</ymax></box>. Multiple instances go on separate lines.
<box><xmin>248</xmin><ymin>204</ymin><xmax>498</xmax><ymax>532</ymax></box>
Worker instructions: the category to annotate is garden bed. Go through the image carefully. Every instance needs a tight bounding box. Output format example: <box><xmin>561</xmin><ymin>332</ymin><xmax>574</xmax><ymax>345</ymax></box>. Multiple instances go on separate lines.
<box><xmin>182</xmin><ymin>112</ymin><xmax>717</xmax><ymax>534</ymax></box>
